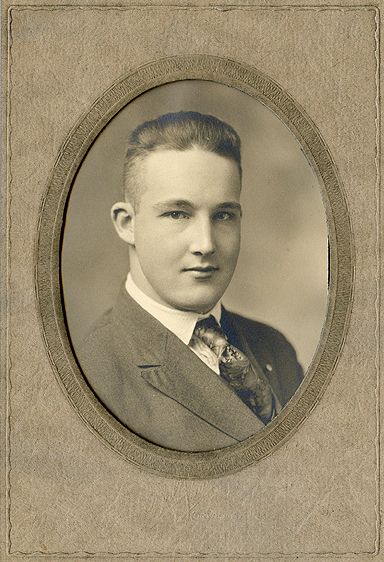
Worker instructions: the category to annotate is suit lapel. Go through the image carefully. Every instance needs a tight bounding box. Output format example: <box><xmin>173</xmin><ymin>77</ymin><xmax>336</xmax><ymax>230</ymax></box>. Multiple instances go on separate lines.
<box><xmin>140</xmin><ymin>330</ymin><xmax>265</xmax><ymax>441</ymax></box>
<box><xmin>112</xmin><ymin>288</ymin><xmax>265</xmax><ymax>441</ymax></box>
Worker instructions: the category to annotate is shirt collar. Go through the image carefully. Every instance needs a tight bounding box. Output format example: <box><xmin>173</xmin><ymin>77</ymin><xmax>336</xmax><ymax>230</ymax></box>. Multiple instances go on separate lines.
<box><xmin>125</xmin><ymin>273</ymin><xmax>222</xmax><ymax>345</ymax></box>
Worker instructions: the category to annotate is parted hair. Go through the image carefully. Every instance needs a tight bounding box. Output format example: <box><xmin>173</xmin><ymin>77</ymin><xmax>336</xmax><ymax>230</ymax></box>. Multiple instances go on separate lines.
<box><xmin>123</xmin><ymin>111</ymin><xmax>242</xmax><ymax>207</ymax></box>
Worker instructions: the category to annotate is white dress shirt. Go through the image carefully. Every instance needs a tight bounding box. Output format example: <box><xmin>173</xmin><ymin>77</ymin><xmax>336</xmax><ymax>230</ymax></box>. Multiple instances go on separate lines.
<box><xmin>125</xmin><ymin>273</ymin><xmax>222</xmax><ymax>374</ymax></box>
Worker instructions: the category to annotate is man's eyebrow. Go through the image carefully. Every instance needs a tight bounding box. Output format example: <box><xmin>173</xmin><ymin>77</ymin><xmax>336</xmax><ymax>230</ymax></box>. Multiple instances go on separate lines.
<box><xmin>216</xmin><ymin>202</ymin><xmax>242</xmax><ymax>210</ymax></box>
<box><xmin>152</xmin><ymin>200</ymin><xmax>243</xmax><ymax>214</ymax></box>
<box><xmin>153</xmin><ymin>199</ymin><xmax>194</xmax><ymax>210</ymax></box>
<box><xmin>215</xmin><ymin>202</ymin><xmax>243</xmax><ymax>214</ymax></box>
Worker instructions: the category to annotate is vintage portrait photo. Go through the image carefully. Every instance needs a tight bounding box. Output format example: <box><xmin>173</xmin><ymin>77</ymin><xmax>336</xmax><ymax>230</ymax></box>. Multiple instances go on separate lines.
<box><xmin>61</xmin><ymin>80</ymin><xmax>328</xmax><ymax>452</ymax></box>
<box><xmin>5</xmin><ymin>0</ymin><xmax>374</xmax><ymax>554</ymax></box>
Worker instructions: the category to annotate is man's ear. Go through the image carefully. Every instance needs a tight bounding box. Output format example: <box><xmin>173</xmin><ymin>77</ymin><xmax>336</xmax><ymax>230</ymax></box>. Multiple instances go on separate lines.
<box><xmin>111</xmin><ymin>201</ymin><xmax>136</xmax><ymax>245</ymax></box>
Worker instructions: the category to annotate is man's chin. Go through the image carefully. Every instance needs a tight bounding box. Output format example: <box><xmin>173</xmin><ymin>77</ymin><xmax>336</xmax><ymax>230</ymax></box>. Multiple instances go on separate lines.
<box><xmin>170</xmin><ymin>294</ymin><xmax>223</xmax><ymax>314</ymax></box>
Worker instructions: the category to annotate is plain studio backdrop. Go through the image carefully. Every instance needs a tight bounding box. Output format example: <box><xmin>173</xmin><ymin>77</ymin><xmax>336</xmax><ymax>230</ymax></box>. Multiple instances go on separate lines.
<box><xmin>61</xmin><ymin>80</ymin><xmax>328</xmax><ymax>372</ymax></box>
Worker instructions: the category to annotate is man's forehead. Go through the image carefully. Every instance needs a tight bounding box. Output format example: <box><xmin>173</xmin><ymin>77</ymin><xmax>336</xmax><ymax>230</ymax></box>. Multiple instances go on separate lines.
<box><xmin>131</xmin><ymin>147</ymin><xmax>242</xmax><ymax>209</ymax></box>
<box><xmin>142</xmin><ymin>147</ymin><xmax>241</xmax><ymax>176</ymax></box>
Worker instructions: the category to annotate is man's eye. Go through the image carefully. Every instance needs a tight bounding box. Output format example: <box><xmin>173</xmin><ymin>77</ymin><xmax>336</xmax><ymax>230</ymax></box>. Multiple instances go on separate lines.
<box><xmin>164</xmin><ymin>211</ymin><xmax>189</xmax><ymax>220</ymax></box>
<box><xmin>214</xmin><ymin>211</ymin><xmax>235</xmax><ymax>221</ymax></box>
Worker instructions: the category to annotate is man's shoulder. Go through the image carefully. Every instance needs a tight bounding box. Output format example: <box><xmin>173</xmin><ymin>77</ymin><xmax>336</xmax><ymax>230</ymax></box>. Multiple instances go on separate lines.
<box><xmin>83</xmin><ymin>308</ymin><xmax>114</xmax><ymax>340</ymax></box>
<box><xmin>77</xmin><ymin>289</ymin><xmax>166</xmax><ymax>366</ymax></box>
<box><xmin>79</xmin><ymin>288</ymin><xmax>147</xmax><ymax>350</ymax></box>
<box><xmin>224</xmin><ymin>309</ymin><xmax>294</xmax><ymax>349</ymax></box>
<box><xmin>76</xmin><ymin>308</ymin><xmax>117</xmax><ymax>371</ymax></box>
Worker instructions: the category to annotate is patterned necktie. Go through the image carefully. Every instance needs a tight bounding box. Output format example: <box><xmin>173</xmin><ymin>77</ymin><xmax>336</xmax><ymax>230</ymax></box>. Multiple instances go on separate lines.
<box><xmin>192</xmin><ymin>316</ymin><xmax>275</xmax><ymax>425</ymax></box>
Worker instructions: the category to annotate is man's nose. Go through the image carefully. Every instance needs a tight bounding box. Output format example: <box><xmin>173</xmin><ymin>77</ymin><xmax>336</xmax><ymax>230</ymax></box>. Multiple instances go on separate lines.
<box><xmin>189</xmin><ymin>217</ymin><xmax>216</xmax><ymax>255</ymax></box>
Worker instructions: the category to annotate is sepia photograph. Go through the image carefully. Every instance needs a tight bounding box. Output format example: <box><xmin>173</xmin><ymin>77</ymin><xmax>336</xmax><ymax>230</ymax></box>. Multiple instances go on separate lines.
<box><xmin>61</xmin><ymin>80</ymin><xmax>328</xmax><ymax>452</ymax></box>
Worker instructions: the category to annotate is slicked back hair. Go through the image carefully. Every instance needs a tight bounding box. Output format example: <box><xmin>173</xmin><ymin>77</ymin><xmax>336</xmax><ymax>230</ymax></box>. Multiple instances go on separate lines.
<box><xmin>123</xmin><ymin>111</ymin><xmax>242</xmax><ymax>209</ymax></box>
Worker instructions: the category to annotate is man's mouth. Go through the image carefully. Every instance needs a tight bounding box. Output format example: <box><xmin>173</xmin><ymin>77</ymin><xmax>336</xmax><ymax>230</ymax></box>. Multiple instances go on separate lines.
<box><xmin>183</xmin><ymin>265</ymin><xmax>219</xmax><ymax>278</ymax></box>
<box><xmin>184</xmin><ymin>266</ymin><xmax>219</xmax><ymax>272</ymax></box>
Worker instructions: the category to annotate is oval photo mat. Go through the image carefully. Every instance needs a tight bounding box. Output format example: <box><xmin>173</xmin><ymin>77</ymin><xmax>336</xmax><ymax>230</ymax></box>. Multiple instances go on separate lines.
<box><xmin>36</xmin><ymin>55</ymin><xmax>353</xmax><ymax>479</ymax></box>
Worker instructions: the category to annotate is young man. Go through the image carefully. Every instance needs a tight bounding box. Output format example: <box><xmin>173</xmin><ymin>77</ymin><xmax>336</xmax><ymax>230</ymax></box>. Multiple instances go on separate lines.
<box><xmin>77</xmin><ymin>111</ymin><xmax>303</xmax><ymax>452</ymax></box>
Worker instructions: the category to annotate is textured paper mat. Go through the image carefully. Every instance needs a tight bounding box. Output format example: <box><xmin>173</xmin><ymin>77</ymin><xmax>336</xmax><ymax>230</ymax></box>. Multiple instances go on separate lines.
<box><xmin>1</xmin><ymin>1</ymin><xmax>382</xmax><ymax>560</ymax></box>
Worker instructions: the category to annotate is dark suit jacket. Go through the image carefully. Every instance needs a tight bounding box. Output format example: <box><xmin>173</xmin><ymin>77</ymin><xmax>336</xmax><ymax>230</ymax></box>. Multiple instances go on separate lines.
<box><xmin>77</xmin><ymin>288</ymin><xmax>303</xmax><ymax>452</ymax></box>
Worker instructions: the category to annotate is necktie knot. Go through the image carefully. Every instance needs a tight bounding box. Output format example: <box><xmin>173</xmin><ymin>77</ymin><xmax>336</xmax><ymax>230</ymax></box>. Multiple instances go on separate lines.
<box><xmin>194</xmin><ymin>316</ymin><xmax>228</xmax><ymax>357</ymax></box>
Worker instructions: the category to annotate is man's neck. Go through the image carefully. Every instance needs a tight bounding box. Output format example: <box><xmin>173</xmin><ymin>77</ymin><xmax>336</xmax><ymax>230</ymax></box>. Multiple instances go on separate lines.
<box><xmin>125</xmin><ymin>273</ymin><xmax>222</xmax><ymax>345</ymax></box>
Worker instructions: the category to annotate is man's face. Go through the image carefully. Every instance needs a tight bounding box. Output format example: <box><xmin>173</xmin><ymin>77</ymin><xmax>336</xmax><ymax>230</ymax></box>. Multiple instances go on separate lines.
<box><xmin>119</xmin><ymin>148</ymin><xmax>242</xmax><ymax>313</ymax></box>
